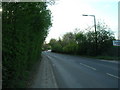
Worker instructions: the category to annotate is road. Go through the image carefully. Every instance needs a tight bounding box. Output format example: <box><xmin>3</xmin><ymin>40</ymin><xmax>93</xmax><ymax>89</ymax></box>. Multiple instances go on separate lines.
<box><xmin>42</xmin><ymin>51</ymin><xmax>119</xmax><ymax>88</ymax></box>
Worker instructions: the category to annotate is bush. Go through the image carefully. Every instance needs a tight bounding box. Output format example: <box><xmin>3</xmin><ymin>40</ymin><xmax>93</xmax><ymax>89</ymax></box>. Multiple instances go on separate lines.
<box><xmin>63</xmin><ymin>43</ymin><xmax>78</xmax><ymax>54</ymax></box>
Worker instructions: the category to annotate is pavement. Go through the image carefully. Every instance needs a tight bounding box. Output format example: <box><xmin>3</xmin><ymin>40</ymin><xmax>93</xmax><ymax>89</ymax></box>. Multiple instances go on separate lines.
<box><xmin>0</xmin><ymin>64</ymin><xmax>1</xmax><ymax>90</ymax></box>
<box><xmin>0</xmin><ymin>53</ymin><xmax>1</xmax><ymax>90</ymax></box>
<box><xmin>31</xmin><ymin>53</ymin><xmax>58</xmax><ymax>88</ymax></box>
<box><xmin>43</xmin><ymin>51</ymin><xmax>120</xmax><ymax>88</ymax></box>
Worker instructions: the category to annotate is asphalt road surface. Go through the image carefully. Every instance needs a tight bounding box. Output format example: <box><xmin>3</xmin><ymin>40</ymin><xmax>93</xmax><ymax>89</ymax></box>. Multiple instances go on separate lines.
<box><xmin>42</xmin><ymin>51</ymin><xmax>119</xmax><ymax>88</ymax></box>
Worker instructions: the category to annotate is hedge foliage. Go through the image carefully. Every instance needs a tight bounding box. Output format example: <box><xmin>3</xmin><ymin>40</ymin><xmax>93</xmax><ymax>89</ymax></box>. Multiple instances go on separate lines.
<box><xmin>2</xmin><ymin>2</ymin><xmax>52</xmax><ymax>88</ymax></box>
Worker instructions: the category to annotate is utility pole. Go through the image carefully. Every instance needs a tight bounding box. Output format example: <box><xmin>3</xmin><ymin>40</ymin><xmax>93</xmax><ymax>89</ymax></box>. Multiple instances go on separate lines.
<box><xmin>82</xmin><ymin>14</ymin><xmax>97</xmax><ymax>55</ymax></box>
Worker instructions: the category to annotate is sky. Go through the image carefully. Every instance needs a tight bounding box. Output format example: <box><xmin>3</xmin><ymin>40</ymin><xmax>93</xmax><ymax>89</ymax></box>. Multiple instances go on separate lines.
<box><xmin>45</xmin><ymin>0</ymin><xmax>119</xmax><ymax>43</ymax></box>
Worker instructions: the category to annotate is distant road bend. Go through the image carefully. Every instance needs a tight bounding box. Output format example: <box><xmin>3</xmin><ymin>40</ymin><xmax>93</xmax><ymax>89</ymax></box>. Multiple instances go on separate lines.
<box><xmin>42</xmin><ymin>51</ymin><xmax>119</xmax><ymax>88</ymax></box>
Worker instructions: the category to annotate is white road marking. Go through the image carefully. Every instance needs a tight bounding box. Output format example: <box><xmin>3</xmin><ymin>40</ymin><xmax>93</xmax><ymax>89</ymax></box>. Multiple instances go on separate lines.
<box><xmin>80</xmin><ymin>63</ymin><xmax>96</xmax><ymax>70</ymax></box>
<box><xmin>106</xmin><ymin>73</ymin><xmax>120</xmax><ymax>79</ymax></box>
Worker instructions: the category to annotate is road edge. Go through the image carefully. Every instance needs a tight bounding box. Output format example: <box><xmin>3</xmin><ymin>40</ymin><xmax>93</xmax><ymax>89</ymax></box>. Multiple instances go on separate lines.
<box><xmin>44</xmin><ymin>54</ymin><xmax>58</xmax><ymax>88</ymax></box>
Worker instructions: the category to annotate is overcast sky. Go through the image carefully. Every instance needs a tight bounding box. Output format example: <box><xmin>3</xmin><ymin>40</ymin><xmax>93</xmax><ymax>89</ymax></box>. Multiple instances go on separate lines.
<box><xmin>45</xmin><ymin>0</ymin><xmax>119</xmax><ymax>43</ymax></box>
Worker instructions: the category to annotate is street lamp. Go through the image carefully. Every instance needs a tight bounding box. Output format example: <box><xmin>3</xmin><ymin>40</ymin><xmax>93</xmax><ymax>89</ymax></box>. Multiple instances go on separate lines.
<box><xmin>82</xmin><ymin>14</ymin><xmax>97</xmax><ymax>55</ymax></box>
<box><xmin>82</xmin><ymin>14</ymin><xmax>96</xmax><ymax>34</ymax></box>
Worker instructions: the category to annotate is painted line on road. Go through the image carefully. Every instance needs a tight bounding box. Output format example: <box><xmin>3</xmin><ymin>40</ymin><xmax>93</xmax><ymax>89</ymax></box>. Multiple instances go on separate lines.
<box><xmin>106</xmin><ymin>73</ymin><xmax>120</xmax><ymax>79</ymax></box>
<box><xmin>80</xmin><ymin>63</ymin><xmax>96</xmax><ymax>70</ymax></box>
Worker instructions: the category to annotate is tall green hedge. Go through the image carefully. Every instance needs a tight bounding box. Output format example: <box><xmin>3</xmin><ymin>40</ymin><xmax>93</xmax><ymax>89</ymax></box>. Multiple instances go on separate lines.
<box><xmin>2</xmin><ymin>2</ymin><xmax>52</xmax><ymax>88</ymax></box>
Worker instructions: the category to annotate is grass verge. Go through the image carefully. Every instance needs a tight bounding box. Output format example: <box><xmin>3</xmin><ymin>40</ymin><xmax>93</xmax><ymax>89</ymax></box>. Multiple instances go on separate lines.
<box><xmin>81</xmin><ymin>55</ymin><xmax>120</xmax><ymax>61</ymax></box>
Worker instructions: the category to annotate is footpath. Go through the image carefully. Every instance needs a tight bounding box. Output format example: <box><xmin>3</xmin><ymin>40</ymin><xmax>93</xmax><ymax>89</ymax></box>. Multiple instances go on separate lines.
<box><xmin>30</xmin><ymin>53</ymin><xmax>58</xmax><ymax>88</ymax></box>
<box><xmin>0</xmin><ymin>53</ymin><xmax>1</xmax><ymax>89</ymax></box>
<box><xmin>0</xmin><ymin>62</ymin><xmax>1</xmax><ymax>89</ymax></box>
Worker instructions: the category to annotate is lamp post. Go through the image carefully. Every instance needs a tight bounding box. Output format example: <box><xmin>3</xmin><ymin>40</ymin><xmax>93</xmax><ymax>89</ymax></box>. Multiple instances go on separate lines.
<box><xmin>82</xmin><ymin>14</ymin><xmax>97</xmax><ymax>55</ymax></box>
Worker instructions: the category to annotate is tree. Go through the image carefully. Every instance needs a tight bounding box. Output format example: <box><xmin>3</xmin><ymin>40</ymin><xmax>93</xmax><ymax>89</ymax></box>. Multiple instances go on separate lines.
<box><xmin>49</xmin><ymin>39</ymin><xmax>57</xmax><ymax>46</ymax></box>
<box><xmin>85</xmin><ymin>21</ymin><xmax>115</xmax><ymax>56</ymax></box>
<box><xmin>96</xmin><ymin>22</ymin><xmax>115</xmax><ymax>55</ymax></box>
<box><xmin>75</xmin><ymin>32</ymin><xmax>87</xmax><ymax>54</ymax></box>
<box><xmin>2</xmin><ymin>2</ymin><xmax>52</xmax><ymax>88</ymax></box>
<box><xmin>62</xmin><ymin>32</ymin><xmax>76</xmax><ymax>46</ymax></box>
<box><xmin>63</xmin><ymin>42</ymin><xmax>78</xmax><ymax>54</ymax></box>
<box><xmin>49</xmin><ymin>38</ymin><xmax>63</xmax><ymax>52</ymax></box>
<box><xmin>42</xmin><ymin>41</ymin><xmax>51</xmax><ymax>51</ymax></box>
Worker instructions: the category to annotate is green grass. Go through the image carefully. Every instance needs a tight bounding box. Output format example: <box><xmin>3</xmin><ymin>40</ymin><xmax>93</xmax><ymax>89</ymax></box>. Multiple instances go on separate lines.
<box><xmin>52</xmin><ymin>51</ymin><xmax>119</xmax><ymax>61</ymax></box>
<box><xmin>80</xmin><ymin>55</ymin><xmax>120</xmax><ymax>61</ymax></box>
<box><xmin>94</xmin><ymin>56</ymin><xmax>120</xmax><ymax>61</ymax></box>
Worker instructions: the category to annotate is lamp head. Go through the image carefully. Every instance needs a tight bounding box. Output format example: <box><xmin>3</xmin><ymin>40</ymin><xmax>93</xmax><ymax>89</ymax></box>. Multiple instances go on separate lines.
<box><xmin>82</xmin><ymin>14</ymin><xmax>88</xmax><ymax>16</ymax></box>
